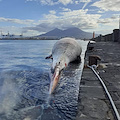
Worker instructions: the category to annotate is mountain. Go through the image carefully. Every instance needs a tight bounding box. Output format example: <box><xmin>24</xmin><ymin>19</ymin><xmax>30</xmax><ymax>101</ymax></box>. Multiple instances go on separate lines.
<box><xmin>38</xmin><ymin>27</ymin><xmax>98</xmax><ymax>39</ymax></box>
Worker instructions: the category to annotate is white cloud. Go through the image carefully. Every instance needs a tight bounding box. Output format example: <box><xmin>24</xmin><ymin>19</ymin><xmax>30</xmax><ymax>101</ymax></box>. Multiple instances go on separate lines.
<box><xmin>86</xmin><ymin>16</ymin><xmax>119</xmax><ymax>35</ymax></box>
<box><xmin>0</xmin><ymin>26</ymin><xmax>41</xmax><ymax>36</ymax></box>
<box><xmin>25</xmin><ymin>0</ymin><xmax>58</xmax><ymax>5</ymax></box>
<box><xmin>23</xmin><ymin>11</ymin><xmax>119</xmax><ymax>36</ymax></box>
<box><xmin>92</xmin><ymin>0</ymin><xmax>120</xmax><ymax>11</ymax></box>
<box><xmin>97</xmin><ymin>10</ymin><xmax>105</xmax><ymax>13</ymax></box>
<box><xmin>97</xmin><ymin>17</ymin><xmax>119</xmax><ymax>27</ymax></box>
<box><xmin>58</xmin><ymin>0</ymin><xmax>73</xmax><ymax>5</ymax></box>
<box><xmin>94</xmin><ymin>16</ymin><xmax>119</xmax><ymax>35</ymax></box>
<box><xmin>3</xmin><ymin>13</ymin><xmax>118</xmax><ymax>36</ymax></box>
<box><xmin>60</xmin><ymin>7</ymin><xmax>71</xmax><ymax>12</ymax></box>
<box><xmin>60</xmin><ymin>9</ymin><xmax>88</xmax><ymax>17</ymax></box>
<box><xmin>23</xmin><ymin>29</ymin><xmax>42</xmax><ymax>36</ymax></box>
<box><xmin>26</xmin><ymin>0</ymin><xmax>73</xmax><ymax>5</ymax></box>
<box><xmin>49</xmin><ymin>10</ymin><xmax>56</xmax><ymax>14</ymax></box>
<box><xmin>40</xmin><ymin>0</ymin><xmax>57</xmax><ymax>5</ymax></box>
<box><xmin>0</xmin><ymin>17</ymin><xmax>36</xmax><ymax>36</ymax></box>
<box><xmin>0</xmin><ymin>17</ymin><xmax>34</xmax><ymax>25</ymax></box>
<box><xmin>44</xmin><ymin>13</ymin><xmax>58</xmax><ymax>20</ymax></box>
<box><xmin>24</xmin><ymin>8</ymin><xmax>101</xmax><ymax>35</ymax></box>
<box><xmin>0</xmin><ymin>26</ymin><xmax>22</xmax><ymax>35</ymax></box>
<box><xmin>97</xmin><ymin>18</ymin><xmax>112</xmax><ymax>24</ymax></box>
<box><xmin>80</xmin><ymin>0</ymin><xmax>91</xmax><ymax>2</ymax></box>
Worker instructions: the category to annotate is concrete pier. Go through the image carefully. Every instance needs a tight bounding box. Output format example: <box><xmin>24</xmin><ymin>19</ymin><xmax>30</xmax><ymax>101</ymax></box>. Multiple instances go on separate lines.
<box><xmin>76</xmin><ymin>42</ymin><xmax>120</xmax><ymax>120</ymax></box>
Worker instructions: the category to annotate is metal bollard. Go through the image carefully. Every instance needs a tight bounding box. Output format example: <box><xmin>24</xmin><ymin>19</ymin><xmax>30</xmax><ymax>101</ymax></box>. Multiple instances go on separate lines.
<box><xmin>89</xmin><ymin>55</ymin><xmax>101</xmax><ymax>66</ymax></box>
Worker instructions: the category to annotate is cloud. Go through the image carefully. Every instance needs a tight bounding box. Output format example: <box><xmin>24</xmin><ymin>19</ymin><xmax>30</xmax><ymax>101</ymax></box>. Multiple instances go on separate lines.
<box><xmin>58</xmin><ymin>0</ymin><xmax>73</xmax><ymax>5</ymax></box>
<box><xmin>97</xmin><ymin>10</ymin><xmax>105</xmax><ymax>13</ymax></box>
<box><xmin>21</xmin><ymin>13</ymin><xmax>119</xmax><ymax>36</ymax></box>
<box><xmin>95</xmin><ymin>16</ymin><xmax>119</xmax><ymax>35</ymax></box>
<box><xmin>0</xmin><ymin>26</ymin><xmax>41</xmax><ymax>36</ymax></box>
<box><xmin>49</xmin><ymin>10</ymin><xmax>56</xmax><ymax>14</ymax></box>
<box><xmin>23</xmin><ymin>21</ymin><xmax>52</xmax><ymax>33</ymax></box>
<box><xmin>97</xmin><ymin>18</ymin><xmax>112</xmax><ymax>24</ymax></box>
<box><xmin>26</xmin><ymin>0</ymin><xmax>56</xmax><ymax>5</ymax></box>
<box><xmin>26</xmin><ymin>0</ymin><xmax>93</xmax><ymax>6</ymax></box>
<box><xmin>44</xmin><ymin>13</ymin><xmax>58</xmax><ymax>20</ymax></box>
<box><xmin>80</xmin><ymin>0</ymin><xmax>91</xmax><ymax>2</ymax></box>
<box><xmin>40</xmin><ymin>0</ymin><xmax>58</xmax><ymax>5</ymax></box>
<box><xmin>0</xmin><ymin>26</ymin><xmax>23</xmax><ymax>35</ymax></box>
<box><xmin>0</xmin><ymin>17</ymin><xmax>34</xmax><ymax>25</ymax></box>
<box><xmin>23</xmin><ymin>8</ymin><xmax>101</xmax><ymax>35</ymax></box>
<box><xmin>60</xmin><ymin>7</ymin><xmax>71</xmax><ymax>12</ymax></box>
<box><xmin>92</xmin><ymin>0</ymin><xmax>120</xmax><ymax>11</ymax></box>
<box><xmin>97</xmin><ymin>16</ymin><xmax>119</xmax><ymax>26</ymax></box>
<box><xmin>0</xmin><ymin>17</ymin><xmax>35</xmax><ymax>36</ymax></box>
<box><xmin>80</xmin><ymin>0</ymin><xmax>91</xmax><ymax>9</ymax></box>
<box><xmin>26</xmin><ymin>0</ymin><xmax>73</xmax><ymax>5</ymax></box>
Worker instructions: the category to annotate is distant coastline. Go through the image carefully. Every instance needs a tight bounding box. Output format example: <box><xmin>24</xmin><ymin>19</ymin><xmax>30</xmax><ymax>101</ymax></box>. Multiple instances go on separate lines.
<box><xmin>0</xmin><ymin>37</ymin><xmax>59</xmax><ymax>40</ymax></box>
<box><xmin>0</xmin><ymin>27</ymin><xmax>95</xmax><ymax>40</ymax></box>
<box><xmin>0</xmin><ymin>36</ymin><xmax>90</xmax><ymax>40</ymax></box>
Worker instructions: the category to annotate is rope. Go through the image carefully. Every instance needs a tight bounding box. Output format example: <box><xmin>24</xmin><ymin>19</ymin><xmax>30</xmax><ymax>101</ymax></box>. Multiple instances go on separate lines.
<box><xmin>88</xmin><ymin>65</ymin><xmax>120</xmax><ymax>120</ymax></box>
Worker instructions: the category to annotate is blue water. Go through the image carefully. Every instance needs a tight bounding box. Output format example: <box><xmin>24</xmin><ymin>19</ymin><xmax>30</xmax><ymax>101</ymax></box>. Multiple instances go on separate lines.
<box><xmin>0</xmin><ymin>40</ymin><xmax>88</xmax><ymax>120</ymax></box>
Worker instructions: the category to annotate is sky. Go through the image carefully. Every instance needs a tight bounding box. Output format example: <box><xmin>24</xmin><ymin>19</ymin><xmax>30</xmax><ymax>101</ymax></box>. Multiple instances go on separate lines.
<box><xmin>0</xmin><ymin>0</ymin><xmax>120</xmax><ymax>36</ymax></box>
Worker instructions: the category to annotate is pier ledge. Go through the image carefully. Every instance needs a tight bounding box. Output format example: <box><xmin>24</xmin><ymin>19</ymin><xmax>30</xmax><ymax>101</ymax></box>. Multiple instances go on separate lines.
<box><xmin>76</xmin><ymin>42</ymin><xmax>120</xmax><ymax>120</ymax></box>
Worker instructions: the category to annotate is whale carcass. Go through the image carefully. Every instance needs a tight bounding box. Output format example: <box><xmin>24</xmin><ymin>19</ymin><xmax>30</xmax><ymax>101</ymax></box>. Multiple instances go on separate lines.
<box><xmin>46</xmin><ymin>37</ymin><xmax>82</xmax><ymax>94</ymax></box>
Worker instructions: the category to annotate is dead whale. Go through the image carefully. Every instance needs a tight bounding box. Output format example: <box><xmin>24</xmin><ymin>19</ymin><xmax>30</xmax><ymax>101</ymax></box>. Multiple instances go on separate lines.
<box><xmin>46</xmin><ymin>37</ymin><xmax>82</xmax><ymax>94</ymax></box>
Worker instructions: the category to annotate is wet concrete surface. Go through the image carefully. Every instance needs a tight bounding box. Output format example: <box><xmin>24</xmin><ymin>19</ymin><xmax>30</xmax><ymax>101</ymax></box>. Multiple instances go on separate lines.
<box><xmin>76</xmin><ymin>42</ymin><xmax>120</xmax><ymax>120</ymax></box>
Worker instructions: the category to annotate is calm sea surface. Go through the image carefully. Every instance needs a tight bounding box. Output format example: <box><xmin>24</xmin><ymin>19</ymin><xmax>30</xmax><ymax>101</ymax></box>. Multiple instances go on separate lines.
<box><xmin>0</xmin><ymin>40</ymin><xmax>88</xmax><ymax>120</ymax></box>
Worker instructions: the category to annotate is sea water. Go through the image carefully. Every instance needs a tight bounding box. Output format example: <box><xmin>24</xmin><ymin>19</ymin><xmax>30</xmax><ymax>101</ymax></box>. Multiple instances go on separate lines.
<box><xmin>0</xmin><ymin>40</ymin><xmax>88</xmax><ymax>120</ymax></box>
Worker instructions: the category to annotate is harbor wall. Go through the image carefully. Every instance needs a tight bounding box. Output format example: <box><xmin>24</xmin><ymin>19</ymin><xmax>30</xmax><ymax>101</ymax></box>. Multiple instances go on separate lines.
<box><xmin>93</xmin><ymin>29</ymin><xmax>120</xmax><ymax>43</ymax></box>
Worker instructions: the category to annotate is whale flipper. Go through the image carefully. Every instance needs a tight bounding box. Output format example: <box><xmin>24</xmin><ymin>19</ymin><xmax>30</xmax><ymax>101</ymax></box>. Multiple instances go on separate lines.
<box><xmin>45</xmin><ymin>54</ymin><xmax>53</xmax><ymax>59</ymax></box>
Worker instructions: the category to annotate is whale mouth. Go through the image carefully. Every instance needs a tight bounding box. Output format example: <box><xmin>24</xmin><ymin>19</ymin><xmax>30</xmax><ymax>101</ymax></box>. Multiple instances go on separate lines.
<box><xmin>49</xmin><ymin>66</ymin><xmax>61</xmax><ymax>94</ymax></box>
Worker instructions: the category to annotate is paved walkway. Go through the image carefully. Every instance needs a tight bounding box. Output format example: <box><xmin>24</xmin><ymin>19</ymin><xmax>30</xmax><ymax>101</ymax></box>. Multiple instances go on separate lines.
<box><xmin>76</xmin><ymin>42</ymin><xmax>120</xmax><ymax>120</ymax></box>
